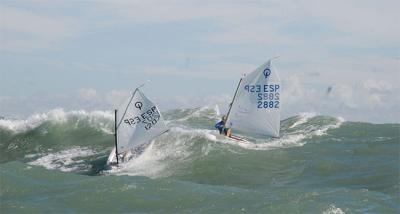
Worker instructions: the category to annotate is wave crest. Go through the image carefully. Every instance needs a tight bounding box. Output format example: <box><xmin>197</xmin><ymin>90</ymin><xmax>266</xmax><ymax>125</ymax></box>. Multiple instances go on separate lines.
<box><xmin>0</xmin><ymin>109</ymin><xmax>114</xmax><ymax>133</ymax></box>
<box><xmin>2</xmin><ymin>107</ymin><xmax>346</xmax><ymax>177</ymax></box>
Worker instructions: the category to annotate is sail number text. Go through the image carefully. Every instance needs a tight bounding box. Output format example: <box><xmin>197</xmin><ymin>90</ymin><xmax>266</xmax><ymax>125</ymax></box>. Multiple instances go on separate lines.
<box><xmin>124</xmin><ymin>106</ymin><xmax>161</xmax><ymax>130</ymax></box>
<box><xmin>244</xmin><ymin>84</ymin><xmax>280</xmax><ymax>109</ymax></box>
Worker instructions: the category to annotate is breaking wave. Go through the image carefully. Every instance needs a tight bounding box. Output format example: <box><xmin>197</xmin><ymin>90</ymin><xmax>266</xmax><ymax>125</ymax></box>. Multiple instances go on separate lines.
<box><xmin>0</xmin><ymin>107</ymin><xmax>345</xmax><ymax>178</ymax></box>
<box><xmin>1</xmin><ymin>107</ymin><xmax>399</xmax><ymax>213</ymax></box>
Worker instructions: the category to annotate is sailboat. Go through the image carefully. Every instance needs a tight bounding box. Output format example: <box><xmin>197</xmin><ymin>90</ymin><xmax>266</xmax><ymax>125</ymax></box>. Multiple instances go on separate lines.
<box><xmin>107</xmin><ymin>86</ymin><xmax>168</xmax><ymax>165</ymax></box>
<box><xmin>224</xmin><ymin>59</ymin><xmax>281</xmax><ymax>139</ymax></box>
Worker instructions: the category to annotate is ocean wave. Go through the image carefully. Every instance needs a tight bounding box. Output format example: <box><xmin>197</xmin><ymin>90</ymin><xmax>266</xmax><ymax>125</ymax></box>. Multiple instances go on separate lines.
<box><xmin>104</xmin><ymin>127</ymin><xmax>217</xmax><ymax>178</ymax></box>
<box><xmin>0</xmin><ymin>108</ymin><xmax>114</xmax><ymax>134</ymax></box>
<box><xmin>1</xmin><ymin>108</ymin><xmax>398</xmax><ymax>214</ymax></box>
<box><xmin>323</xmin><ymin>204</ymin><xmax>345</xmax><ymax>214</ymax></box>
<box><xmin>2</xmin><ymin>107</ymin><xmax>347</xmax><ymax>177</ymax></box>
<box><xmin>289</xmin><ymin>112</ymin><xmax>317</xmax><ymax>128</ymax></box>
<box><xmin>28</xmin><ymin>146</ymin><xmax>100</xmax><ymax>172</ymax></box>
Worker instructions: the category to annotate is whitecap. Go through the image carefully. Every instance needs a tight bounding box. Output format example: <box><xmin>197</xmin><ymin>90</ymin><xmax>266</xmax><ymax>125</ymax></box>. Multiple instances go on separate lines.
<box><xmin>28</xmin><ymin>147</ymin><xmax>99</xmax><ymax>172</ymax></box>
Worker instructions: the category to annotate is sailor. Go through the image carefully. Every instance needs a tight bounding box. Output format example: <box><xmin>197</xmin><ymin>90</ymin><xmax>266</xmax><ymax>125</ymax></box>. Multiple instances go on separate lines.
<box><xmin>215</xmin><ymin>115</ymin><xmax>232</xmax><ymax>137</ymax></box>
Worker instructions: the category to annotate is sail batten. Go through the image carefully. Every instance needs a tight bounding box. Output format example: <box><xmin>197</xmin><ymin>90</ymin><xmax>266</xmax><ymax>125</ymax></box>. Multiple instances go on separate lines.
<box><xmin>225</xmin><ymin>60</ymin><xmax>281</xmax><ymax>137</ymax></box>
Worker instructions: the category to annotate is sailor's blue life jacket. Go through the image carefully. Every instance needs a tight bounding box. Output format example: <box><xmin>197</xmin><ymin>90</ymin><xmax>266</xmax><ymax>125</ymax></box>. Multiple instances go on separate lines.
<box><xmin>215</xmin><ymin>120</ymin><xmax>225</xmax><ymax>131</ymax></box>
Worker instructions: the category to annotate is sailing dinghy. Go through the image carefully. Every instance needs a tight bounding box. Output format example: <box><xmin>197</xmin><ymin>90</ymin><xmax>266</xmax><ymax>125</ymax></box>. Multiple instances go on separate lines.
<box><xmin>224</xmin><ymin>59</ymin><xmax>281</xmax><ymax>140</ymax></box>
<box><xmin>107</xmin><ymin>86</ymin><xmax>168</xmax><ymax>165</ymax></box>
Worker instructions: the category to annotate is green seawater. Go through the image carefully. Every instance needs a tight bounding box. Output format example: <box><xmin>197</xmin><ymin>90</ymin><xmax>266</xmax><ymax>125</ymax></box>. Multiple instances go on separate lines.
<box><xmin>0</xmin><ymin>108</ymin><xmax>399</xmax><ymax>213</ymax></box>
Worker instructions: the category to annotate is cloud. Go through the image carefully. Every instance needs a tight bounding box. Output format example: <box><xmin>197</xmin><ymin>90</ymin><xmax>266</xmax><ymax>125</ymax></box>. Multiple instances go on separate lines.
<box><xmin>78</xmin><ymin>88</ymin><xmax>98</xmax><ymax>100</ymax></box>
<box><xmin>91</xmin><ymin>0</ymin><xmax>399</xmax><ymax>46</ymax></box>
<box><xmin>1</xmin><ymin>80</ymin><xmax>399</xmax><ymax>123</ymax></box>
<box><xmin>363</xmin><ymin>79</ymin><xmax>393</xmax><ymax>92</ymax></box>
<box><xmin>277</xmin><ymin>75</ymin><xmax>399</xmax><ymax>122</ymax></box>
<box><xmin>105</xmin><ymin>90</ymin><xmax>131</xmax><ymax>108</ymax></box>
<box><xmin>1</xmin><ymin>1</ymin><xmax>399</xmax><ymax>123</ymax></box>
<box><xmin>0</xmin><ymin>5</ymin><xmax>80</xmax><ymax>52</ymax></box>
<box><xmin>329</xmin><ymin>85</ymin><xmax>357</xmax><ymax>108</ymax></box>
<box><xmin>156</xmin><ymin>94</ymin><xmax>233</xmax><ymax>113</ymax></box>
<box><xmin>3</xmin><ymin>0</ymin><xmax>399</xmax><ymax>54</ymax></box>
<box><xmin>133</xmin><ymin>62</ymin><xmax>255</xmax><ymax>80</ymax></box>
<box><xmin>302</xmin><ymin>0</ymin><xmax>400</xmax><ymax>45</ymax></box>
<box><xmin>360</xmin><ymin>79</ymin><xmax>397</xmax><ymax>108</ymax></box>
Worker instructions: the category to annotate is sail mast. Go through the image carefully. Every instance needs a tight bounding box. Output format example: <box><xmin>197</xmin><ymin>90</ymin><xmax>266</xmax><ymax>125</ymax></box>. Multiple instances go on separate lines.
<box><xmin>114</xmin><ymin>109</ymin><xmax>119</xmax><ymax>164</ymax></box>
<box><xmin>225</xmin><ymin>78</ymin><xmax>243</xmax><ymax>123</ymax></box>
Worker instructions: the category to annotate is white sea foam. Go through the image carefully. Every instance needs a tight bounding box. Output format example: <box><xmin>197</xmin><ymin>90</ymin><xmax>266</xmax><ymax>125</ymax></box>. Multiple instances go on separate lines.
<box><xmin>323</xmin><ymin>204</ymin><xmax>345</xmax><ymax>214</ymax></box>
<box><xmin>107</xmin><ymin>132</ymin><xmax>193</xmax><ymax>178</ymax></box>
<box><xmin>102</xmin><ymin>109</ymin><xmax>346</xmax><ymax>179</ymax></box>
<box><xmin>106</xmin><ymin>126</ymin><xmax>220</xmax><ymax>178</ymax></box>
<box><xmin>313</xmin><ymin>116</ymin><xmax>345</xmax><ymax>136</ymax></box>
<box><xmin>289</xmin><ymin>112</ymin><xmax>317</xmax><ymax>128</ymax></box>
<box><xmin>174</xmin><ymin>106</ymin><xmax>220</xmax><ymax>122</ymax></box>
<box><xmin>210</xmin><ymin>114</ymin><xmax>344</xmax><ymax>151</ymax></box>
<box><xmin>11</xmin><ymin>106</ymin><xmax>345</xmax><ymax>178</ymax></box>
<box><xmin>106</xmin><ymin>142</ymin><xmax>168</xmax><ymax>178</ymax></box>
<box><xmin>240</xmin><ymin>134</ymin><xmax>307</xmax><ymax>150</ymax></box>
<box><xmin>212</xmin><ymin>132</ymin><xmax>307</xmax><ymax>151</ymax></box>
<box><xmin>170</xmin><ymin>126</ymin><xmax>218</xmax><ymax>141</ymax></box>
<box><xmin>174</xmin><ymin>107</ymin><xmax>344</xmax><ymax>151</ymax></box>
<box><xmin>28</xmin><ymin>147</ymin><xmax>98</xmax><ymax>172</ymax></box>
<box><xmin>0</xmin><ymin>109</ymin><xmax>114</xmax><ymax>133</ymax></box>
<box><xmin>162</xmin><ymin>123</ymin><xmax>308</xmax><ymax>154</ymax></box>
<box><xmin>214</xmin><ymin>105</ymin><xmax>220</xmax><ymax>116</ymax></box>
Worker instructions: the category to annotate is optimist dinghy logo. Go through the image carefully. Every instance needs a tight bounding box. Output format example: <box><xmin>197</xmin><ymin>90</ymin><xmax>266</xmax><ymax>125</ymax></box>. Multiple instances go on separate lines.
<box><xmin>135</xmin><ymin>101</ymin><xmax>143</xmax><ymax>110</ymax></box>
<box><xmin>263</xmin><ymin>68</ymin><xmax>271</xmax><ymax>78</ymax></box>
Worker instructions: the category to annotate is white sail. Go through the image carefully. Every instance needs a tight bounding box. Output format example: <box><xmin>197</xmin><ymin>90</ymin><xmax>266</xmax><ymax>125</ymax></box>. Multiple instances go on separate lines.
<box><xmin>225</xmin><ymin>60</ymin><xmax>281</xmax><ymax>137</ymax></box>
<box><xmin>116</xmin><ymin>89</ymin><xmax>168</xmax><ymax>154</ymax></box>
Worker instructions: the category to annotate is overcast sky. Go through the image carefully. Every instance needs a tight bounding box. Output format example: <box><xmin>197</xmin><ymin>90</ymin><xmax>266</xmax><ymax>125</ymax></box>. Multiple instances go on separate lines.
<box><xmin>0</xmin><ymin>0</ymin><xmax>399</xmax><ymax>123</ymax></box>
